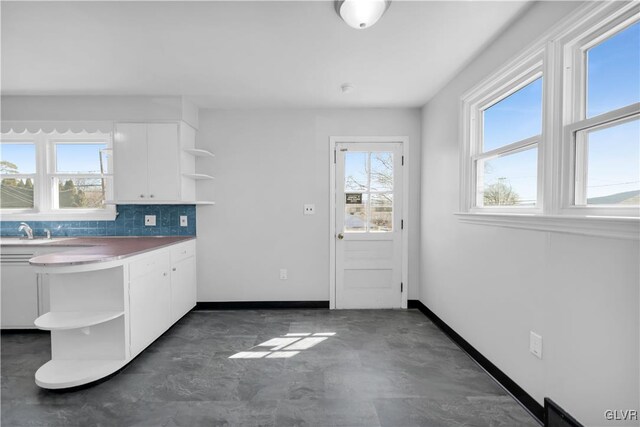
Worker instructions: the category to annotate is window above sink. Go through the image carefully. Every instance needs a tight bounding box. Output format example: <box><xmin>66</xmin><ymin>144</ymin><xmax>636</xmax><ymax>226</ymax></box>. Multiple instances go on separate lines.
<box><xmin>1</xmin><ymin>122</ymin><xmax>116</xmax><ymax>221</ymax></box>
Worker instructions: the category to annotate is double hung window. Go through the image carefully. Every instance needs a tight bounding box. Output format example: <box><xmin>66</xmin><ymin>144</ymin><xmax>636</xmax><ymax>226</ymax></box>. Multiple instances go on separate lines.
<box><xmin>564</xmin><ymin>18</ymin><xmax>639</xmax><ymax>212</ymax></box>
<box><xmin>462</xmin><ymin>52</ymin><xmax>545</xmax><ymax>213</ymax></box>
<box><xmin>461</xmin><ymin>2</ymin><xmax>639</xmax><ymax>238</ymax></box>
<box><xmin>476</xmin><ymin>75</ymin><xmax>543</xmax><ymax>209</ymax></box>
<box><xmin>0</xmin><ymin>129</ymin><xmax>114</xmax><ymax>219</ymax></box>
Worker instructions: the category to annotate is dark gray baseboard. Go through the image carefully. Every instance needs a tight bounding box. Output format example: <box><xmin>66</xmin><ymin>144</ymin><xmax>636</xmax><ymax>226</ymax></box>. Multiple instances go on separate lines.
<box><xmin>195</xmin><ymin>301</ymin><xmax>330</xmax><ymax>310</ymax></box>
<box><xmin>408</xmin><ymin>299</ymin><xmax>544</xmax><ymax>424</ymax></box>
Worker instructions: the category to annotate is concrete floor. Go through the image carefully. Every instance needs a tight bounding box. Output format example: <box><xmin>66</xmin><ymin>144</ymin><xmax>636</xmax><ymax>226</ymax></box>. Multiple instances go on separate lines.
<box><xmin>1</xmin><ymin>309</ymin><xmax>540</xmax><ymax>426</ymax></box>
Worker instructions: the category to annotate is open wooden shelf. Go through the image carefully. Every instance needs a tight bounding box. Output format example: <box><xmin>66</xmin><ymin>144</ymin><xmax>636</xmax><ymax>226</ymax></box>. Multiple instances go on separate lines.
<box><xmin>35</xmin><ymin>311</ymin><xmax>124</xmax><ymax>331</ymax></box>
<box><xmin>183</xmin><ymin>148</ymin><xmax>214</xmax><ymax>158</ymax></box>
<box><xmin>182</xmin><ymin>173</ymin><xmax>214</xmax><ymax>180</ymax></box>
<box><xmin>35</xmin><ymin>359</ymin><xmax>127</xmax><ymax>389</ymax></box>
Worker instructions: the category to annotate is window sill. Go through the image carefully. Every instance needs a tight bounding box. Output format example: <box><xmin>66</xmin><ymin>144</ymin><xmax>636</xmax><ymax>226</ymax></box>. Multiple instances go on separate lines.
<box><xmin>0</xmin><ymin>211</ymin><xmax>117</xmax><ymax>222</ymax></box>
<box><xmin>455</xmin><ymin>212</ymin><xmax>640</xmax><ymax>240</ymax></box>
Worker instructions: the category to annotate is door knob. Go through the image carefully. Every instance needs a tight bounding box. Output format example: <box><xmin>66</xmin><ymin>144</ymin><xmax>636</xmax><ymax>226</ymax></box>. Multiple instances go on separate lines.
<box><xmin>337</xmin><ymin>233</ymin><xmax>344</xmax><ymax>240</ymax></box>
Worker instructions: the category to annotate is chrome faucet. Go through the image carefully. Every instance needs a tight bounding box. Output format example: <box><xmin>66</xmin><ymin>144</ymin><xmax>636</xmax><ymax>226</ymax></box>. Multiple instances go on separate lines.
<box><xmin>18</xmin><ymin>222</ymin><xmax>33</xmax><ymax>240</ymax></box>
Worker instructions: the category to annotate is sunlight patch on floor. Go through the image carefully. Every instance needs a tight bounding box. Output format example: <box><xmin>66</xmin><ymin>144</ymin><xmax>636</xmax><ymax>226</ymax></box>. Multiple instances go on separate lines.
<box><xmin>229</xmin><ymin>332</ymin><xmax>335</xmax><ymax>359</ymax></box>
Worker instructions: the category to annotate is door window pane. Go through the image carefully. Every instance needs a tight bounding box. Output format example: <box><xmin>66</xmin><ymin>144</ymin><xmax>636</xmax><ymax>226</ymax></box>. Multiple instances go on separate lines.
<box><xmin>345</xmin><ymin>152</ymin><xmax>368</xmax><ymax>191</ymax></box>
<box><xmin>587</xmin><ymin>22</ymin><xmax>640</xmax><ymax>118</ymax></box>
<box><xmin>483</xmin><ymin>78</ymin><xmax>543</xmax><ymax>151</ymax></box>
<box><xmin>370</xmin><ymin>152</ymin><xmax>393</xmax><ymax>191</ymax></box>
<box><xmin>345</xmin><ymin>193</ymin><xmax>368</xmax><ymax>232</ymax></box>
<box><xmin>57</xmin><ymin>178</ymin><xmax>106</xmax><ymax>209</ymax></box>
<box><xmin>581</xmin><ymin>119</ymin><xmax>640</xmax><ymax>205</ymax></box>
<box><xmin>56</xmin><ymin>143</ymin><xmax>109</xmax><ymax>174</ymax></box>
<box><xmin>479</xmin><ymin>147</ymin><xmax>538</xmax><ymax>207</ymax></box>
<box><xmin>0</xmin><ymin>143</ymin><xmax>36</xmax><ymax>174</ymax></box>
<box><xmin>343</xmin><ymin>150</ymin><xmax>395</xmax><ymax>232</ymax></box>
<box><xmin>0</xmin><ymin>178</ymin><xmax>34</xmax><ymax>208</ymax></box>
<box><xmin>370</xmin><ymin>193</ymin><xmax>392</xmax><ymax>232</ymax></box>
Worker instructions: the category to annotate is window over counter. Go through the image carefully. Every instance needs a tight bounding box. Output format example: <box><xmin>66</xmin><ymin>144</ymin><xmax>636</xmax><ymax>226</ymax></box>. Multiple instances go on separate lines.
<box><xmin>459</xmin><ymin>1</ymin><xmax>639</xmax><ymax>239</ymax></box>
<box><xmin>0</xmin><ymin>129</ymin><xmax>114</xmax><ymax>220</ymax></box>
<box><xmin>0</xmin><ymin>142</ymin><xmax>37</xmax><ymax>209</ymax></box>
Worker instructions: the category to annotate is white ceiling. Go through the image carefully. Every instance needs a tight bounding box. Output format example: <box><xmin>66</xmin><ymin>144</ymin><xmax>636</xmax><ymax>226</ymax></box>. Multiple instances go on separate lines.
<box><xmin>1</xmin><ymin>1</ymin><xmax>530</xmax><ymax>109</ymax></box>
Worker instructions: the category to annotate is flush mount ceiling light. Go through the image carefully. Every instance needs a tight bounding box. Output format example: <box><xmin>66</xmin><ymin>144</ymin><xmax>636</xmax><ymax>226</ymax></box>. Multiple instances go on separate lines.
<box><xmin>341</xmin><ymin>83</ymin><xmax>355</xmax><ymax>94</ymax></box>
<box><xmin>335</xmin><ymin>0</ymin><xmax>391</xmax><ymax>30</ymax></box>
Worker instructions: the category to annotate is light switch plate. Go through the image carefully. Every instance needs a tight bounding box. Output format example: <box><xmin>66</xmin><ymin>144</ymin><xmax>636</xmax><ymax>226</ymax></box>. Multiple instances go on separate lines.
<box><xmin>144</xmin><ymin>215</ymin><xmax>156</xmax><ymax>226</ymax></box>
<box><xmin>303</xmin><ymin>204</ymin><xmax>315</xmax><ymax>215</ymax></box>
<box><xmin>180</xmin><ymin>215</ymin><xmax>188</xmax><ymax>227</ymax></box>
<box><xmin>530</xmin><ymin>331</ymin><xmax>542</xmax><ymax>359</ymax></box>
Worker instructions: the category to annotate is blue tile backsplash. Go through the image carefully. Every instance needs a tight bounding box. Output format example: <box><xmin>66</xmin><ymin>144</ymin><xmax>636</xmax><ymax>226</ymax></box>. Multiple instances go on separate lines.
<box><xmin>0</xmin><ymin>205</ymin><xmax>196</xmax><ymax>237</ymax></box>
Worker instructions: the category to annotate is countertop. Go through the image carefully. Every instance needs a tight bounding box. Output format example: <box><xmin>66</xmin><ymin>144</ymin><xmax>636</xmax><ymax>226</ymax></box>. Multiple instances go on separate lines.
<box><xmin>0</xmin><ymin>237</ymin><xmax>195</xmax><ymax>267</ymax></box>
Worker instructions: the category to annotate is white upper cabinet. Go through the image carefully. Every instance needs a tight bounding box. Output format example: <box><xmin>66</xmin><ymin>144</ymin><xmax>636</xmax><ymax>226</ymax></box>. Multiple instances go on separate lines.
<box><xmin>114</xmin><ymin>122</ymin><xmax>196</xmax><ymax>203</ymax></box>
<box><xmin>114</xmin><ymin>123</ymin><xmax>151</xmax><ymax>201</ymax></box>
<box><xmin>147</xmin><ymin>123</ymin><xmax>180</xmax><ymax>201</ymax></box>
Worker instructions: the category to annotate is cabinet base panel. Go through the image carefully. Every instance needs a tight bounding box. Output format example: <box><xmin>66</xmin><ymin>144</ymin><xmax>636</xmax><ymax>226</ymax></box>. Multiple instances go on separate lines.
<box><xmin>35</xmin><ymin>359</ymin><xmax>127</xmax><ymax>389</ymax></box>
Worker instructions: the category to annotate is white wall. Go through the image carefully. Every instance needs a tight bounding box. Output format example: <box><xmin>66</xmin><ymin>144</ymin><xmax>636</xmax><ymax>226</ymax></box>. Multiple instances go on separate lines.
<box><xmin>196</xmin><ymin>108</ymin><xmax>421</xmax><ymax>302</ymax></box>
<box><xmin>1</xmin><ymin>95</ymin><xmax>184</xmax><ymax>123</ymax></box>
<box><xmin>420</xmin><ymin>2</ymin><xmax>639</xmax><ymax>426</ymax></box>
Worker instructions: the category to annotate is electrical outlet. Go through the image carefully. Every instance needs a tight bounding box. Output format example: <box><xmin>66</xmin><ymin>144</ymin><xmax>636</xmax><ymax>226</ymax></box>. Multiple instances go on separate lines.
<box><xmin>144</xmin><ymin>215</ymin><xmax>156</xmax><ymax>226</ymax></box>
<box><xmin>303</xmin><ymin>204</ymin><xmax>315</xmax><ymax>215</ymax></box>
<box><xmin>180</xmin><ymin>215</ymin><xmax>188</xmax><ymax>227</ymax></box>
<box><xmin>280</xmin><ymin>269</ymin><xmax>288</xmax><ymax>280</ymax></box>
<box><xmin>530</xmin><ymin>331</ymin><xmax>542</xmax><ymax>359</ymax></box>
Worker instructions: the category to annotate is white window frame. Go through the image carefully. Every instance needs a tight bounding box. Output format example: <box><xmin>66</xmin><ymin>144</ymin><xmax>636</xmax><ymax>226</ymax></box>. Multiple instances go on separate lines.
<box><xmin>0</xmin><ymin>130</ymin><xmax>116</xmax><ymax>221</ymax></box>
<box><xmin>560</xmin><ymin>7</ymin><xmax>640</xmax><ymax>218</ymax></box>
<box><xmin>466</xmin><ymin>53</ymin><xmax>545</xmax><ymax>214</ymax></box>
<box><xmin>0</xmin><ymin>139</ymin><xmax>39</xmax><ymax>215</ymax></box>
<box><xmin>458</xmin><ymin>1</ymin><xmax>640</xmax><ymax>240</ymax></box>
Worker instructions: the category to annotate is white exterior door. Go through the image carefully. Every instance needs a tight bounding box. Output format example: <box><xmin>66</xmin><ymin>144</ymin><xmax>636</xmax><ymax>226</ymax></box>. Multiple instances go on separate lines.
<box><xmin>335</xmin><ymin>142</ymin><xmax>403</xmax><ymax>309</ymax></box>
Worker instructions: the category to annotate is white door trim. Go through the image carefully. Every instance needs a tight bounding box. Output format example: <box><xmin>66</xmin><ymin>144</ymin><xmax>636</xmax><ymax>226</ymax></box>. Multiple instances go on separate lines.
<box><xmin>329</xmin><ymin>136</ymin><xmax>409</xmax><ymax>310</ymax></box>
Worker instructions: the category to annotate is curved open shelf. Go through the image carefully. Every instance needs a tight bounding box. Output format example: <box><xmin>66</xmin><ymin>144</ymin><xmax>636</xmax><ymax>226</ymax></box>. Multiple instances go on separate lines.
<box><xmin>183</xmin><ymin>148</ymin><xmax>214</xmax><ymax>157</ymax></box>
<box><xmin>182</xmin><ymin>173</ymin><xmax>214</xmax><ymax>180</ymax></box>
<box><xmin>35</xmin><ymin>359</ymin><xmax>127</xmax><ymax>389</ymax></box>
<box><xmin>35</xmin><ymin>311</ymin><xmax>124</xmax><ymax>331</ymax></box>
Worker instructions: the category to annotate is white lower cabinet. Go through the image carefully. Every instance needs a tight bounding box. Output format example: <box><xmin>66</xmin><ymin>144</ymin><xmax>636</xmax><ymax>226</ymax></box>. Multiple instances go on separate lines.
<box><xmin>33</xmin><ymin>239</ymin><xmax>197</xmax><ymax>389</ymax></box>
<box><xmin>129</xmin><ymin>240</ymin><xmax>196</xmax><ymax>356</ymax></box>
<box><xmin>1</xmin><ymin>260</ymin><xmax>39</xmax><ymax>329</ymax></box>
<box><xmin>170</xmin><ymin>241</ymin><xmax>197</xmax><ymax>323</ymax></box>
<box><xmin>129</xmin><ymin>251</ymin><xmax>172</xmax><ymax>356</ymax></box>
<box><xmin>1</xmin><ymin>246</ymin><xmax>73</xmax><ymax>329</ymax></box>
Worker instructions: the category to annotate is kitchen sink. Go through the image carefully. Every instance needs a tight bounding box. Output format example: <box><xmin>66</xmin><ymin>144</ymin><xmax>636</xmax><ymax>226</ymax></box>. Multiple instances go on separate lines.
<box><xmin>0</xmin><ymin>237</ymin><xmax>69</xmax><ymax>245</ymax></box>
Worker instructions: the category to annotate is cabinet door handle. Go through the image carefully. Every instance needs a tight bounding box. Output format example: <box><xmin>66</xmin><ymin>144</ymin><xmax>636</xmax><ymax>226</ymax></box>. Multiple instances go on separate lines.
<box><xmin>140</xmin><ymin>194</ymin><xmax>145</xmax><ymax>198</ymax></box>
<box><xmin>172</xmin><ymin>267</ymin><xmax>177</xmax><ymax>271</ymax></box>
<box><xmin>150</xmin><ymin>194</ymin><xmax>154</xmax><ymax>198</ymax></box>
<box><xmin>163</xmin><ymin>272</ymin><xmax>168</xmax><ymax>277</ymax></box>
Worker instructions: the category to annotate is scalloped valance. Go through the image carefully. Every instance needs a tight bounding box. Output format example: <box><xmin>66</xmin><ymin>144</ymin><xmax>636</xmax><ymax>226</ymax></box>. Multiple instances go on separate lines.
<box><xmin>1</xmin><ymin>121</ymin><xmax>114</xmax><ymax>134</ymax></box>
